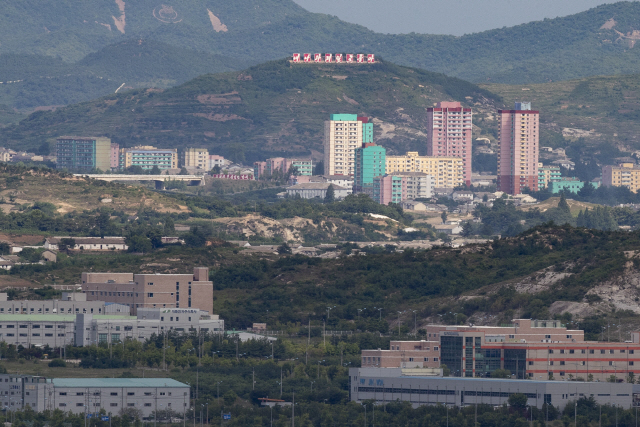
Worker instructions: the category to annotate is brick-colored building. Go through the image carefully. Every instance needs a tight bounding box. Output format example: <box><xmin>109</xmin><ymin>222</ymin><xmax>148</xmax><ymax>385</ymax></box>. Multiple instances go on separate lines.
<box><xmin>80</xmin><ymin>267</ymin><xmax>213</xmax><ymax>315</ymax></box>
<box><xmin>497</xmin><ymin>102</ymin><xmax>540</xmax><ymax>195</ymax></box>
<box><xmin>362</xmin><ymin>319</ymin><xmax>640</xmax><ymax>382</ymax></box>
<box><xmin>373</xmin><ymin>175</ymin><xmax>406</xmax><ymax>205</ymax></box>
<box><xmin>427</xmin><ymin>101</ymin><xmax>473</xmax><ymax>186</ymax></box>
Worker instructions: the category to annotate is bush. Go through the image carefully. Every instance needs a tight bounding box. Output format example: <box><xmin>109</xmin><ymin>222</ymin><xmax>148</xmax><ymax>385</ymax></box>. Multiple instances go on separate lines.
<box><xmin>48</xmin><ymin>358</ymin><xmax>66</xmax><ymax>368</ymax></box>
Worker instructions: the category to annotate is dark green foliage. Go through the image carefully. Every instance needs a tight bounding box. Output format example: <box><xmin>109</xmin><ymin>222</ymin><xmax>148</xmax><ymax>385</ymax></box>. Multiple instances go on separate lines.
<box><xmin>324</xmin><ymin>185</ymin><xmax>335</xmax><ymax>204</ymax></box>
<box><xmin>47</xmin><ymin>358</ymin><xmax>66</xmax><ymax>368</ymax></box>
<box><xmin>576</xmin><ymin>207</ymin><xmax>618</xmax><ymax>231</ymax></box>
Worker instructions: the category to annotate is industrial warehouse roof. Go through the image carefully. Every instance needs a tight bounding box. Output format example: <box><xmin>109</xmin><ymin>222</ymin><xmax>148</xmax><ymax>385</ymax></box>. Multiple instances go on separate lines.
<box><xmin>51</xmin><ymin>378</ymin><xmax>188</xmax><ymax>388</ymax></box>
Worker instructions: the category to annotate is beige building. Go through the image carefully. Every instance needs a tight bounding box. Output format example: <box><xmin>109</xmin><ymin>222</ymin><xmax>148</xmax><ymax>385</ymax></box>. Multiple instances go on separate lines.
<box><xmin>119</xmin><ymin>146</ymin><xmax>178</xmax><ymax>171</ymax></box>
<box><xmin>386</xmin><ymin>152</ymin><xmax>463</xmax><ymax>188</ymax></box>
<box><xmin>603</xmin><ymin>162</ymin><xmax>640</xmax><ymax>193</ymax></box>
<box><xmin>324</xmin><ymin>114</ymin><xmax>367</xmax><ymax>176</ymax></box>
<box><xmin>184</xmin><ymin>148</ymin><xmax>210</xmax><ymax>170</ymax></box>
<box><xmin>80</xmin><ymin>267</ymin><xmax>213</xmax><ymax>315</ymax></box>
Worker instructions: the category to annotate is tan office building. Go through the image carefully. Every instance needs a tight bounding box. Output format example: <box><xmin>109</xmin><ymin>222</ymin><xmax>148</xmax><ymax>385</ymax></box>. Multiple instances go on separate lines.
<box><xmin>80</xmin><ymin>267</ymin><xmax>213</xmax><ymax>315</ymax></box>
<box><xmin>602</xmin><ymin>163</ymin><xmax>640</xmax><ymax>193</ymax></box>
<box><xmin>386</xmin><ymin>152</ymin><xmax>463</xmax><ymax>188</ymax></box>
<box><xmin>184</xmin><ymin>148</ymin><xmax>210</xmax><ymax>170</ymax></box>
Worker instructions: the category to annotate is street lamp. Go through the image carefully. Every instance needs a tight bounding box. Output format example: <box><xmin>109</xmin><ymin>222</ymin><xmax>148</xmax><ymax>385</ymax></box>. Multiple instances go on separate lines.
<box><xmin>216</xmin><ymin>381</ymin><xmax>222</xmax><ymax>406</ymax></box>
<box><xmin>412</xmin><ymin>310</ymin><xmax>418</xmax><ymax>335</ymax></box>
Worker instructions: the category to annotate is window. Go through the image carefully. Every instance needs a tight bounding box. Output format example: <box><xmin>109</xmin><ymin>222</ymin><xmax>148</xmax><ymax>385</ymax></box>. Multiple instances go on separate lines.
<box><xmin>560</xmin><ymin>361</ymin><xmax>565</xmax><ymax>366</ymax></box>
<box><xmin>144</xmin><ymin>403</ymin><xmax>152</xmax><ymax>407</ymax></box>
<box><xmin>110</xmin><ymin>403</ymin><xmax>118</xmax><ymax>407</ymax></box>
<box><xmin>144</xmin><ymin>392</ymin><xmax>152</xmax><ymax>396</ymax></box>
<box><xmin>128</xmin><ymin>403</ymin><xmax>135</xmax><ymax>407</ymax></box>
<box><xmin>610</xmin><ymin>350</ymin><xmax>615</xmax><ymax>354</ymax></box>
<box><xmin>569</xmin><ymin>350</ymin><xmax>574</xmax><ymax>354</ymax></box>
<box><xmin>59</xmin><ymin>392</ymin><xmax>67</xmax><ymax>396</ymax></box>
<box><xmin>567</xmin><ymin>335</ymin><xmax>572</xmax><ymax>339</ymax></box>
<box><xmin>601</xmin><ymin>350</ymin><xmax>605</xmax><ymax>354</ymax></box>
<box><xmin>128</xmin><ymin>392</ymin><xmax>135</xmax><ymax>396</ymax></box>
<box><xmin>549</xmin><ymin>349</ymin><xmax>554</xmax><ymax>354</ymax></box>
<box><xmin>560</xmin><ymin>350</ymin><xmax>565</xmax><ymax>354</ymax></box>
<box><xmin>110</xmin><ymin>392</ymin><xmax>118</xmax><ymax>396</ymax></box>
<box><xmin>59</xmin><ymin>403</ymin><xmax>67</xmax><ymax>407</ymax></box>
<box><xmin>148</xmin><ymin>293</ymin><xmax>154</xmax><ymax>297</ymax></box>
<box><xmin>76</xmin><ymin>392</ymin><xmax>84</xmax><ymax>396</ymax></box>
<box><xmin>631</xmin><ymin>361</ymin><xmax>635</xmax><ymax>366</ymax></box>
<box><xmin>76</xmin><ymin>403</ymin><xmax>84</xmax><ymax>407</ymax></box>
<box><xmin>549</xmin><ymin>361</ymin><xmax>554</xmax><ymax>366</ymax></box>
<box><xmin>590</xmin><ymin>349</ymin><xmax>595</xmax><ymax>354</ymax></box>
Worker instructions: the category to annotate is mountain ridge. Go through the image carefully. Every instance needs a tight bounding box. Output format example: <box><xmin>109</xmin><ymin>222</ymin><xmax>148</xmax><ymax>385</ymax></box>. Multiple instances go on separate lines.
<box><xmin>4</xmin><ymin>1</ymin><xmax>640</xmax><ymax>84</ymax></box>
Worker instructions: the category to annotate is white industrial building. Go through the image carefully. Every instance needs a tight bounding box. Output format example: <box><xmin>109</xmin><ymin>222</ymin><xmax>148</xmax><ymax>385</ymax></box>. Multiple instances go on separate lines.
<box><xmin>350</xmin><ymin>367</ymin><xmax>638</xmax><ymax>411</ymax></box>
<box><xmin>0</xmin><ymin>375</ymin><xmax>189</xmax><ymax>418</ymax></box>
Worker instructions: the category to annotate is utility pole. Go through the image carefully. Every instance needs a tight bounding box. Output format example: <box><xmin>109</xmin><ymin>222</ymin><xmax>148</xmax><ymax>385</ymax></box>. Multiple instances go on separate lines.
<box><xmin>252</xmin><ymin>368</ymin><xmax>255</xmax><ymax>391</ymax></box>
<box><xmin>291</xmin><ymin>391</ymin><xmax>295</xmax><ymax>427</ymax></box>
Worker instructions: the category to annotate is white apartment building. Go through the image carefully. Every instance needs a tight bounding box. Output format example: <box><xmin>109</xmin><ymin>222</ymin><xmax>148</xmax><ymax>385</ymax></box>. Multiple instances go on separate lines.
<box><xmin>324</xmin><ymin>114</ymin><xmax>367</xmax><ymax>176</ymax></box>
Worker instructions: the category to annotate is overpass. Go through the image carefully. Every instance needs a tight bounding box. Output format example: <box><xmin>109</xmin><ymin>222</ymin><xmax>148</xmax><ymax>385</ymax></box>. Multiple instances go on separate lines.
<box><xmin>73</xmin><ymin>174</ymin><xmax>205</xmax><ymax>189</ymax></box>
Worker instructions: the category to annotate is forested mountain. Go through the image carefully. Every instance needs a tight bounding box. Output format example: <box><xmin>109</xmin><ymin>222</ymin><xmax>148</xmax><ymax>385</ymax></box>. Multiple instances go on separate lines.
<box><xmin>3</xmin><ymin>0</ymin><xmax>640</xmax><ymax>85</ymax></box>
<box><xmin>0</xmin><ymin>59</ymin><xmax>499</xmax><ymax>162</ymax></box>
<box><xmin>0</xmin><ymin>41</ymin><xmax>248</xmax><ymax>110</ymax></box>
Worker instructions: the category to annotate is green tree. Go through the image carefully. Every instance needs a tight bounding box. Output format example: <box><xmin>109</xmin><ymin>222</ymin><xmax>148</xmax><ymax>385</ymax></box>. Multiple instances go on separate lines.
<box><xmin>508</xmin><ymin>393</ymin><xmax>528</xmax><ymax>412</ymax></box>
<box><xmin>277</xmin><ymin>243</ymin><xmax>292</xmax><ymax>254</ymax></box>
<box><xmin>58</xmin><ymin>238</ymin><xmax>76</xmax><ymax>252</ymax></box>
<box><xmin>324</xmin><ymin>185</ymin><xmax>335</xmax><ymax>203</ymax></box>
<box><xmin>127</xmin><ymin>235</ymin><xmax>153</xmax><ymax>253</ymax></box>
<box><xmin>441</xmin><ymin>211</ymin><xmax>448</xmax><ymax>224</ymax></box>
<box><xmin>150</xmin><ymin>165</ymin><xmax>161</xmax><ymax>175</ymax></box>
<box><xmin>461</xmin><ymin>221</ymin><xmax>473</xmax><ymax>237</ymax></box>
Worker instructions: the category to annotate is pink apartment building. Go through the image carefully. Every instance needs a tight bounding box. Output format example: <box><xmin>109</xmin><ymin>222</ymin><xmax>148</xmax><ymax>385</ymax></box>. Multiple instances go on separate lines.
<box><xmin>497</xmin><ymin>102</ymin><xmax>540</xmax><ymax>195</ymax></box>
<box><xmin>427</xmin><ymin>102</ymin><xmax>473</xmax><ymax>186</ymax></box>
<box><xmin>110</xmin><ymin>142</ymin><xmax>119</xmax><ymax>169</ymax></box>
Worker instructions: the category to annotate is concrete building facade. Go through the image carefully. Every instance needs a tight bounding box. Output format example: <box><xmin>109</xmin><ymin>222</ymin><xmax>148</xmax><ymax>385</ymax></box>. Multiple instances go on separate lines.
<box><xmin>549</xmin><ymin>178</ymin><xmax>585</xmax><ymax>194</ymax></box>
<box><xmin>110</xmin><ymin>143</ymin><xmax>120</xmax><ymax>170</ymax></box>
<box><xmin>119</xmin><ymin>146</ymin><xmax>178</xmax><ymax>171</ymax></box>
<box><xmin>285</xmin><ymin>183</ymin><xmax>348</xmax><ymax>200</ymax></box>
<box><xmin>45</xmin><ymin>237</ymin><xmax>128</xmax><ymax>251</ymax></box>
<box><xmin>184</xmin><ymin>148</ymin><xmax>209</xmax><ymax>170</ymax></box>
<box><xmin>361</xmin><ymin>319</ymin><xmax>640</xmax><ymax>383</ymax></box>
<box><xmin>427</xmin><ymin>102</ymin><xmax>473</xmax><ymax>186</ymax></box>
<box><xmin>350</xmin><ymin>368</ymin><xmax>637</xmax><ymax>411</ymax></box>
<box><xmin>353</xmin><ymin>143</ymin><xmax>386</xmax><ymax>196</ymax></box>
<box><xmin>603</xmin><ymin>163</ymin><xmax>640</xmax><ymax>193</ymax></box>
<box><xmin>386</xmin><ymin>152</ymin><xmax>463</xmax><ymax>188</ymax></box>
<box><xmin>373</xmin><ymin>175</ymin><xmax>406</xmax><ymax>205</ymax></box>
<box><xmin>56</xmin><ymin>137</ymin><xmax>112</xmax><ymax>171</ymax></box>
<box><xmin>390</xmin><ymin>172</ymin><xmax>434</xmax><ymax>199</ymax></box>
<box><xmin>81</xmin><ymin>268</ymin><xmax>213</xmax><ymax>315</ymax></box>
<box><xmin>324</xmin><ymin>114</ymin><xmax>370</xmax><ymax>176</ymax></box>
<box><xmin>498</xmin><ymin>103</ymin><xmax>540</xmax><ymax>195</ymax></box>
<box><xmin>254</xmin><ymin>158</ymin><xmax>313</xmax><ymax>179</ymax></box>
<box><xmin>538</xmin><ymin>163</ymin><xmax>561</xmax><ymax>189</ymax></box>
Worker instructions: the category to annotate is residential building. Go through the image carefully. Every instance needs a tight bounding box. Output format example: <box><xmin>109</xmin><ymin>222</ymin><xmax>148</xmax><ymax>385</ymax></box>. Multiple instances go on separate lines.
<box><xmin>549</xmin><ymin>178</ymin><xmax>585</xmax><ymax>194</ymax></box>
<box><xmin>0</xmin><ymin>149</ymin><xmax>17</xmax><ymax>163</ymax></box>
<box><xmin>350</xmin><ymin>367</ymin><xmax>636</xmax><ymax>411</ymax></box>
<box><xmin>401</xmin><ymin>201</ymin><xmax>428</xmax><ymax>211</ymax></box>
<box><xmin>119</xmin><ymin>146</ymin><xmax>178</xmax><ymax>171</ymax></box>
<box><xmin>56</xmin><ymin>137</ymin><xmax>111</xmax><ymax>171</ymax></box>
<box><xmin>373</xmin><ymin>175</ymin><xmax>406</xmax><ymax>205</ymax></box>
<box><xmin>324</xmin><ymin>175</ymin><xmax>354</xmax><ymax>193</ymax></box>
<box><xmin>81</xmin><ymin>267</ymin><xmax>213</xmax><ymax>315</ymax></box>
<box><xmin>184</xmin><ymin>148</ymin><xmax>209</xmax><ymax>170</ymax></box>
<box><xmin>427</xmin><ymin>101</ymin><xmax>473</xmax><ymax>185</ymax></box>
<box><xmin>497</xmin><ymin>102</ymin><xmax>540</xmax><ymax>195</ymax></box>
<box><xmin>385</xmin><ymin>152</ymin><xmax>464</xmax><ymax>188</ymax></box>
<box><xmin>389</xmin><ymin>172</ymin><xmax>433</xmax><ymax>199</ymax></box>
<box><xmin>254</xmin><ymin>158</ymin><xmax>313</xmax><ymax>179</ymax></box>
<box><xmin>354</xmin><ymin>143</ymin><xmax>386</xmax><ymax>196</ymax></box>
<box><xmin>538</xmin><ymin>163</ymin><xmax>561</xmax><ymax>189</ymax></box>
<box><xmin>603</xmin><ymin>163</ymin><xmax>640</xmax><ymax>193</ymax></box>
<box><xmin>360</xmin><ymin>318</ymin><xmax>640</xmax><ymax>383</ymax></box>
<box><xmin>324</xmin><ymin>114</ymin><xmax>371</xmax><ymax>176</ymax></box>
<box><xmin>433</xmin><ymin>224</ymin><xmax>463</xmax><ymax>235</ymax></box>
<box><xmin>110</xmin><ymin>142</ymin><xmax>119</xmax><ymax>169</ymax></box>
<box><xmin>208</xmin><ymin>155</ymin><xmax>230</xmax><ymax>170</ymax></box>
<box><xmin>44</xmin><ymin>237</ymin><xmax>128</xmax><ymax>251</ymax></box>
<box><xmin>452</xmin><ymin>191</ymin><xmax>474</xmax><ymax>201</ymax></box>
<box><xmin>285</xmin><ymin>183</ymin><xmax>348</xmax><ymax>200</ymax></box>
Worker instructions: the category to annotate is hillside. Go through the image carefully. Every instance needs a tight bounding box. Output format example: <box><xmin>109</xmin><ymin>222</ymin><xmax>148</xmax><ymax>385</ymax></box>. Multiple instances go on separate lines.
<box><xmin>4</xmin><ymin>1</ymin><xmax>640</xmax><ymax>84</ymax></box>
<box><xmin>480</xmin><ymin>72</ymin><xmax>640</xmax><ymax>162</ymax></box>
<box><xmin>0</xmin><ymin>59</ymin><xmax>500</xmax><ymax>162</ymax></box>
<box><xmin>0</xmin><ymin>41</ymin><xmax>249</xmax><ymax>111</ymax></box>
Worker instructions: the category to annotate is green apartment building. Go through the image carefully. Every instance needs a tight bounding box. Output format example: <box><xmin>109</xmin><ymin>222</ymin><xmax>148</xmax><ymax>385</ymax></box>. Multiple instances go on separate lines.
<box><xmin>549</xmin><ymin>178</ymin><xmax>585</xmax><ymax>194</ymax></box>
<box><xmin>354</xmin><ymin>143</ymin><xmax>386</xmax><ymax>196</ymax></box>
<box><xmin>56</xmin><ymin>136</ymin><xmax>111</xmax><ymax>171</ymax></box>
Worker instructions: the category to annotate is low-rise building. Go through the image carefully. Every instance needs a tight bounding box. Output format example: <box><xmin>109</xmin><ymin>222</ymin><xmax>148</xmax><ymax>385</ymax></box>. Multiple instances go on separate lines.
<box><xmin>452</xmin><ymin>191</ymin><xmax>474</xmax><ymax>201</ymax></box>
<box><xmin>433</xmin><ymin>224</ymin><xmax>463</xmax><ymax>235</ymax></box>
<box><xmin>44</xmin><ymin>237</ymin><xmax>128</xmax><ymax>251</ymax></box>
<box><xmin>119</xmin><ymin>146</ymin><xmax>178</xmax><ymax>171</ymax></box>
<box><xmin>401</xmin><ymin>201</ymin><xmax>427</xmax><ymax>211</ymax></box>
<box><xmin>285</xmin><ymin>183</ymin><xmax>348</xmax><ymax>200</ymax></box>
<box><xmin>549</xmin><ymin>178</ymin><xmax>585</xmax><ymax>194</ymax></box>
<box><xmin>350</xmin><ymin>367</ymin><xmax>636</xmax><ymax>411</ymax></box>
<box><xmin>390</xmin><ymin>172</ymin><xmax>433</xmax><ymax>199</ymax></box>
<box><xmin>254</xmin><ymin>158</ymin><xmax>313</xmax><ymax>178</ymax></box>
<box><xmin>538</xmin><ymin>163</ymin><xmax>562</xmax><ymax>189</ymax></box>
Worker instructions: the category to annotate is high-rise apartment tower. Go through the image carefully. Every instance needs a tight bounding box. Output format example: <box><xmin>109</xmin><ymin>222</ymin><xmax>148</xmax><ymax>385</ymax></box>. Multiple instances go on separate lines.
<box><xmin>324</xmin><ymin>114</ymin><xmax>372</xmax><ymax>176</ymax></box>
<box><xmin>497</xmin><ymin>102</ymin><xmax>540</xmax><ymax>195</ymax></box>
<box><xmin>427</xmin><ymin>102</ymin><xmax>473</xmax><ymax>186</ymax></box>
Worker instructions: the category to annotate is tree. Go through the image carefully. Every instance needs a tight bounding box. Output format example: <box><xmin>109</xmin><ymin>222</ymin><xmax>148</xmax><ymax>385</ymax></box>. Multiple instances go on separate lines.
<box><xmin>211</xmin><ymin>165</ymin><xmax>221</xmax><ymax>174</ymax></box>
<box><xmin>491</xmin><ymin>368</ymin><xmax>512</xmax><ymax>378</ymax></box>
<box><xmin>461</xmin><ymin>221</ymin><xmax>473</xmax><ymax>237</ymax></box>
<box><xmin>324</xmin><ymin>184</ymin><xmax>335</xmax><ymax>203</ymax></box>
<box><xmin>179</xmin><ymin>167</ymin><xmax>189</xmax><ymax>175</ymax></box>
<box><xmin>223</xmin><ymin>390</ymin><xmax>237</xmax><ymax>406</ymax></box>
<box><xmin>126</xmin><ymin>165</ymin><xmax>144</xmax><ymax>174</ymax></box>
<box><xmin>277</xmin><ymin>243</ymin><xmax>292</xmax><ymax>254</ymax></box>
<box><xmin>164</xmin><ymin>217</ymin><xmax>175</xmax><ymax>234</ymax></box>
<box><xmin>58</xmin><ymin>238</ymin><xmax>76</xmax><ymax>252</ymax></box>
<box><xmin>150</xmin><ymin>165</ymin><xmax>161</xmax><ymax>175</ymax></box>
<box><xmin>127</xmin><ymin>235</ymin><xmax>153</xmax><ymax>253</ymax></box>
<box><xmin>508</xmin><ymin>393</ymin><xmax>528</xmax><ymax>412</ymax></box>
<box><xmin>313</xmin><ymin>161</ymin><xmax>324</xmax><ymax>176</ymax></box>
<box><xmin>441</xmin><ymin>211</ymin><xmax>448</xmax><ymax>224</ymax></box>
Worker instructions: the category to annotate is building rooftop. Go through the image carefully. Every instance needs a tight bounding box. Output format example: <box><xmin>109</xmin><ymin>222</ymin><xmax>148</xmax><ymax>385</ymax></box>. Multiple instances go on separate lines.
<box><xmin>51</xmin><ymin>378</ymin><xmax>188</xmax><ymax>388</ymax></box>
<box><xmin>286</xmin><ymin>183</ymin><xmax>347</xmax><ymax>190</ymax></box>
<box><xmin>47</xmin><ymin>237</ymin><xmax>125</xmax><ymax>244</ymax></box>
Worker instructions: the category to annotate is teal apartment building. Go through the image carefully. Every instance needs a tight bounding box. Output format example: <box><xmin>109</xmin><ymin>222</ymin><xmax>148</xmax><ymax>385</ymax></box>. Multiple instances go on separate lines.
<box><xmin>354</xmin><ymin>143</ymin><xmax>386</xmax><ymax>195</ymax></box>
<box><xmin>56</xmin><ymin>136</ymin><xmax>112</xmax><ymax>171</ymax></box>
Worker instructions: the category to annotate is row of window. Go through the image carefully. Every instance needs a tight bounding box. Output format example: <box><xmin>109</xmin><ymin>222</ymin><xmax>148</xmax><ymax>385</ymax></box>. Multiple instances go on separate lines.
<box><xmin>0</xmin><ymin>333</ymin><xmax>65</xmax><ymax>337</ymax></box>
<box><xmin>549</xmin><ymin>349</ymin><xmax>634</xmax><ymax>354</ymax></box>
<box><xmin>0</xmin><ymin>325</ymin><xmax>65</xmax><ymax>329</ymax></box>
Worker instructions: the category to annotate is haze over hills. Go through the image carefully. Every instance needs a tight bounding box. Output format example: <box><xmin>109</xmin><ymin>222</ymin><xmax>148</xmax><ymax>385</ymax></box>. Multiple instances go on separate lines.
<box><xmin>4</xmin><ymin>0</ymin><xmax>640</xmax><ymax>87</ymax></box>
<box><xmin>0</xmin><ymin>59</ymin><xmax>499</xmax><ymax>163</ymax></box>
